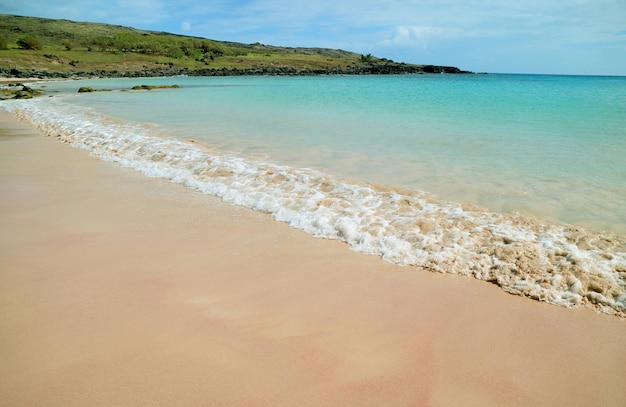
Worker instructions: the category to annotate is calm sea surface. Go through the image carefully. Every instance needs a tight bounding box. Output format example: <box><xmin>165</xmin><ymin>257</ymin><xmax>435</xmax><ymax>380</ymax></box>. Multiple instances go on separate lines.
<box><xmin>40</xmin><ymin>74</ymin><xmax>626</xmax><ymax>234</ymax></box>
<box><xmin>5</xmin><ymin>73</ymin><xmax>626</xmax><ymax>315</ymax></box>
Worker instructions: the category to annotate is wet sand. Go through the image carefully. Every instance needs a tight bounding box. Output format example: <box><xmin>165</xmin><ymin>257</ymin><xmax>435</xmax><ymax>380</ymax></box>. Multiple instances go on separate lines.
<box><xmin>1</xmin><ymin>110</ymin><xmax>625</xmax><ymax>406</ymax></box>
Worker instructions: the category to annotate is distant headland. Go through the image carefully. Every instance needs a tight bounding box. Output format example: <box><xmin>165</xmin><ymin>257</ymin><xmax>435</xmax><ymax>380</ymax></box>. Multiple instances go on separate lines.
<box><xmin>0</xmin><ymin>14</ymin><xmax>472</xmax><ymax>79</ymax></box>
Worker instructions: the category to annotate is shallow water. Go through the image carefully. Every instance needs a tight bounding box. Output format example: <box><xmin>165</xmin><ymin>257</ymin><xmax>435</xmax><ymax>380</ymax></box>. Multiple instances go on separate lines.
<box><xmin>4</xmin><ymin>74</ymin><xmax>626</xmax><ymax>316</ymax></box>
<box><xmin>39</xmin><ymin>74</ymin><xmax>626</xmax><ymax>234</ymax></box>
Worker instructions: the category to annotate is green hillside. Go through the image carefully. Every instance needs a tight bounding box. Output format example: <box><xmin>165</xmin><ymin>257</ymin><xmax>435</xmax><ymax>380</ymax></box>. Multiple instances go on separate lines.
<box><xmin>0</xmin><ymin>14</ymin><xmax>469</xmax><ymax>77</ymax></box>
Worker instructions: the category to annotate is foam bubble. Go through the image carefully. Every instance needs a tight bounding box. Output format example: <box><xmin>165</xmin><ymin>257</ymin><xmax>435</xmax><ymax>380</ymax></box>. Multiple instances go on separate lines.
<box><xmin>4</xmin><ymin>98</ymin><xmax>626</xmax><ymax>317</ymax></box>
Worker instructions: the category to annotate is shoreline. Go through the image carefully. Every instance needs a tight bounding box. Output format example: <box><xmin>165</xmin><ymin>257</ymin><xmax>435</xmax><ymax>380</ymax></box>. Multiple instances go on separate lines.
<box><xmin>1</xmin><ymin>111</ymin><xmax>625</xmax><ymax>406</ymax></box>
<box><xmin>7</xmin><ymin>93</ymin><xmax>626</xmax><ymax>317</ymax></box>
<box><xmin>0</xmin><ymin>77</ymin><xmax>48</xmax><ymax>84</ymax></box>
<box><xmin>0</xmin><ymin>65</ymin><xmax>471</xmax><ymax>81</ymax></box>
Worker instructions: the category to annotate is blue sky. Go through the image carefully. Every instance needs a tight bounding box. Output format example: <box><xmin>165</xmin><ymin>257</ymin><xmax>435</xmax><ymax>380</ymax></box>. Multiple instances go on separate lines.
<box><xmin>1</xmin><ymin>0</ymin><xmax>625</xmax><ymax>75</ymax></box>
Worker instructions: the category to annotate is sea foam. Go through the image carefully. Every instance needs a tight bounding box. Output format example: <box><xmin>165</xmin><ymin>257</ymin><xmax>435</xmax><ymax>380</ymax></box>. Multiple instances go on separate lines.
<box><xmin>5</xmin><ymin>98</ymin><xmax>626</xmax><ymax>317</ymax></box>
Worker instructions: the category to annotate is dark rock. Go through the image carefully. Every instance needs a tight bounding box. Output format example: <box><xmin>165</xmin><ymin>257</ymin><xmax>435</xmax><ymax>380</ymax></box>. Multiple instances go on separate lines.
<box><xmin>0</xmin><ymin>63</ymin><xmax>472</xmax><ymax>82</ymax></box>
<box><xmin>12</xmin><ymin>91</ymin><xmax>33</xmax><ymax>99</ymax></box>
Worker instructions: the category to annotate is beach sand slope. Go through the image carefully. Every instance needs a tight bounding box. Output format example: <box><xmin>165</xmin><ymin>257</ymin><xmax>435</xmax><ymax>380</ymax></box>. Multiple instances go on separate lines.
<box><xmin>1</xmin><ymin>111</ymin><xmax>625</xmax><ymax>406</ymax></box>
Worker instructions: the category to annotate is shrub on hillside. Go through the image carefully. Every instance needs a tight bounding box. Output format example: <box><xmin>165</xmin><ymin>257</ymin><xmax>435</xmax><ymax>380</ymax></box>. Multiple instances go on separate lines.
<box><xmin>17</xmin><ymin>35</ymin><xmax>43</xmax><ymax>50</ymax></box>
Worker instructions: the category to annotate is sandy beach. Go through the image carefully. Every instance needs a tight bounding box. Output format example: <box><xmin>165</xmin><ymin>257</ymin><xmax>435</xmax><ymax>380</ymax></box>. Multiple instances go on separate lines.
<box><xmin>1</xmin><ymin>110</ymin><xmax>625</xmax><ymax>406</ymax></box>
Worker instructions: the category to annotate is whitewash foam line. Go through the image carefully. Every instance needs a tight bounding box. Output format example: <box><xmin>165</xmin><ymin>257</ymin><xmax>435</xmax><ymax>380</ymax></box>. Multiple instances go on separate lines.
<box><xmin>4</xmin><ymin>98</ymin><xmax>626</xmax><ymax>317</ymax></box>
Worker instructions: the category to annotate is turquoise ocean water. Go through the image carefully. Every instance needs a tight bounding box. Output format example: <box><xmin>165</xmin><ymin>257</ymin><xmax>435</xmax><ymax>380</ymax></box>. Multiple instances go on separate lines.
<box><xmin>4</xmin><ymin>74</ymin><xmax>626</xmax><ymax>316</ymax></box>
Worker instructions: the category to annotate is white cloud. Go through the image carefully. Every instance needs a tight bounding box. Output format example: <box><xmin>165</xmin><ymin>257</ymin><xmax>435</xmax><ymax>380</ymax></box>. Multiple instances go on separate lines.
<box><xmin>382</xmin><ymin>26</ymin><xmax>465</xmax><ymax>51</ymax></box>
<box><xmin>180</xmin><ymin>21</ymin><xmax>191</xmax><ymax>31</ymax></box>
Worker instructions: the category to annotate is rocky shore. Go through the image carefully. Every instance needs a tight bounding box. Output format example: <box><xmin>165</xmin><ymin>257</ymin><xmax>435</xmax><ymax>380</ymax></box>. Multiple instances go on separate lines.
<box><xmin>0</xmin><ymin>63</ymin><xmax>471</xmax><ymax>80</ymax></box>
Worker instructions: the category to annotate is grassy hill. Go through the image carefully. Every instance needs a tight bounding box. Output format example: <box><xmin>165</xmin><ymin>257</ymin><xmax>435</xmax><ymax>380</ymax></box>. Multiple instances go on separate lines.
<box><xmin>0</xmin><ymin>14</ymin><xmax>469</xmax><ymax>78</ymax></box>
